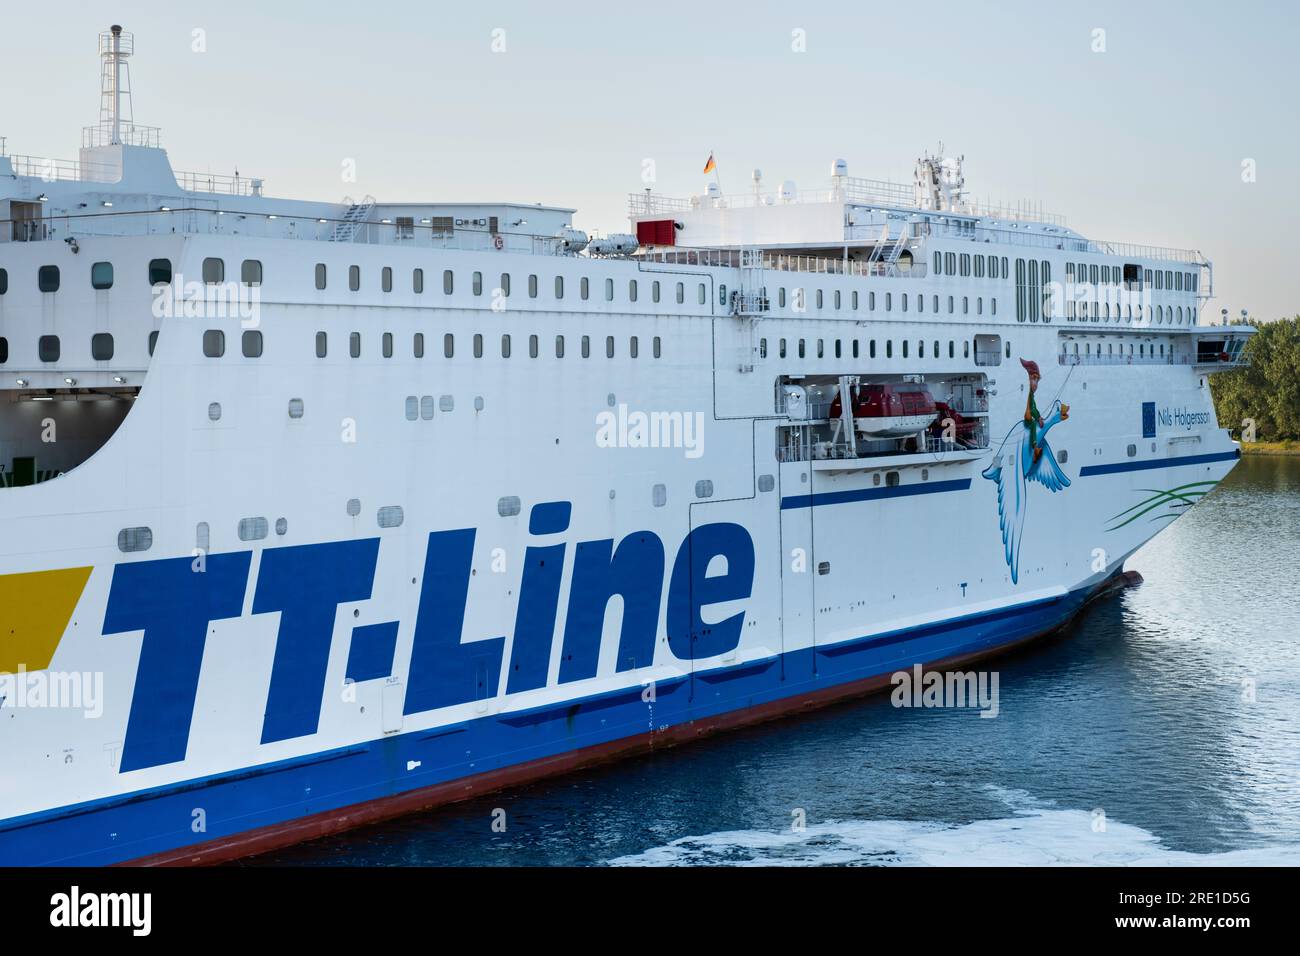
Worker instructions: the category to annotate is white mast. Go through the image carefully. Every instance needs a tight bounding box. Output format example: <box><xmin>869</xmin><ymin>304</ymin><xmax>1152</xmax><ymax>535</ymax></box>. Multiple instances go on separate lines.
<box><xmin>91</xmin><ymin>24</ymin><xmax>135</xmax><ymax>147</ymax></box>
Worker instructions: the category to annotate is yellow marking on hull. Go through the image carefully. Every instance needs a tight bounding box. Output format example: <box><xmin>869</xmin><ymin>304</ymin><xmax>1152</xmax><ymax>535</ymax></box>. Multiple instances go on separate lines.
<box><xmin>0</xmin><ymin>567</ymin><xmax>93</xmax><ymax>673</ymax></box>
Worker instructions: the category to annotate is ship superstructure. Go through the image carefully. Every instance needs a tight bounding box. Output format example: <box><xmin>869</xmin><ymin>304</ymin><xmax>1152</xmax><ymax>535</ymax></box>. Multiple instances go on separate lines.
<box><xmin>0</xmin><ymin>29</ymin><xmax>1253</xmax><ymax>865</ymax></box>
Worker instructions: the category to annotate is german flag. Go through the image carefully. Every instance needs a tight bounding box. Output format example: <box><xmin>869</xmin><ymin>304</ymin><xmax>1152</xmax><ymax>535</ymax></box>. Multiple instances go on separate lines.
<box><xmin>702</xmin><ymin>153</ymin><xmax>716</xmax><ymax>174</ymax></box>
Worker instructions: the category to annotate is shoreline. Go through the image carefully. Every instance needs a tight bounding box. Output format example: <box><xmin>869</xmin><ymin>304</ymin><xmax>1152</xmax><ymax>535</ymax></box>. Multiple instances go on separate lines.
<box><xmin>1240</xmin><ymin>442</ymin><xmax>1300</xmax><ymax>456</ymax></box>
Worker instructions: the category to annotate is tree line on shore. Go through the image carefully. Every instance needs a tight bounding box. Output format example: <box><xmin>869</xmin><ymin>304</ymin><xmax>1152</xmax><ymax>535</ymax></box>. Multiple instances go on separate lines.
<box><xmin>1210</xmin><ymin>316</ymin><xmax>1300</xmax><ymax>442</ymax></box>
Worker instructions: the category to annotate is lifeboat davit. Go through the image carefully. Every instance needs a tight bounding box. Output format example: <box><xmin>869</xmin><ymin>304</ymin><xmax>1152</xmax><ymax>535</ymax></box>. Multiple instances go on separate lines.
<box><xmin>830</xmin><ymin>383</ymin><xmax>938</xmax><ymax>438</ymax></box>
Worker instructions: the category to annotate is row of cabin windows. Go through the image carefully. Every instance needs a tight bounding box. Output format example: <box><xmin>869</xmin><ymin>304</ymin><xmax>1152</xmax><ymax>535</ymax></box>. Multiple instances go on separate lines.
<box><xmin>313</xmin><ymin>264</ymin><xmax>709</xmax><ymax>306</ymax></box>
<box><xmin>190</xmin><ymin>329</ymin><xmax>668</xmax><ymax>360</ymax></box>
<box><xmin>302</xmin><ymin>331</ymin><xmax>664</xmax><ymax>361</ymax></box>
<box><xmin>932</xmin><ymin>252</ymin><xmax>1009</xmax><ymax>280</ymax></box>
<box><xmin>0</xmin><ymin>332</ymin><xmax>157</xmax><ymax>364</ymax></box>
<box><xmin>1062</xmin><ymin>262</ymin><xmax>1197</xmax><ymax>293</ymax></box>
<box><xmin>773</xmin><ymin>287</ymin><xmax>999</xmax><ymax>317</ymax></box>
<box><xmin>759</xmin><ymin>286</ymin><xmax>993</xmax><ymax>316</ymax></box>
<box><xmin>1062</xmin><ymin>341</ymin><xmax>1169</xmax><ymax>358</ymax></box>
<box><xmin>0</xmin><ymin>257</ymin><xmax>1197</xmax><ymax>301</ymax></box>
<box><xmin>1065</xmin><ymin>302</ymin><xmax>1197</xmax><ymax>324</ymax></box>
<box><xmin>757</xmin><ymin>336</ymin><xmax>1001</xmax><ymax>362</ymax></box>
<box><xmin>0</xmin><ymin>260</ymin><xmax>260</xmax><ymax>294</ymax></box>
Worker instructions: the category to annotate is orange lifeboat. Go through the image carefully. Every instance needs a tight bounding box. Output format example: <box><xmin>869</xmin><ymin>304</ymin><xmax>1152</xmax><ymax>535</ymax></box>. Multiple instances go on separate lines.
<box><xmin>829</xmin><ymin>383</ymin><xmax>938</xmax><ymax>438</ymax></box>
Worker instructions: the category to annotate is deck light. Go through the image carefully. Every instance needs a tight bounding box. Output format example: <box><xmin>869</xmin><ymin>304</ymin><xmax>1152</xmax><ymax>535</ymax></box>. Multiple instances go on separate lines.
<box><xmin>16</xmin><ymin>379</ymin><xmax>28</xmax><ymax>387</ymax></box>
<box><xmin>102</xmin><ymin>200</ymin><xmax>113</xmax><ymax>207</ymax></box>
<box><xmin>64</xmin><ymin>377</ymin><xmax>77</xmax><ymax>386</ymax></box>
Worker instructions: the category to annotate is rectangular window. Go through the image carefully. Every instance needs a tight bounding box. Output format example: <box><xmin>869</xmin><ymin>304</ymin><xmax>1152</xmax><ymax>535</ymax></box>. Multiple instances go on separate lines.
<box><xmin>413</xmin><ymin>268</ymin><xmax>424</xmax><ymax>293</ymax></box>
<box><xmin>630</xmin><ymin>336</ymin><xmax>639</xmax><ymax>358</ymax></box>
<box><xmin>555</xmin><ymin>335</ymin><xmax>565</xmax><ymax>358</ymax></box>
<box><xmin>242</xmin><ymin>330</ymin><xmax>263</xmax><ymax>358</ymax></box>
<box><xmin>444</xmin><ymin>270</ymin><xmax>454</xmax><ymax>294</ymax></box>
<box><xmin>315</xmin><ymin>331</ymin><xmax>327</xmax><ymax>358</ymax></box>
<box><xmin>653</xmin><ymin>336</ymin><xmax>661</xmax><ymax>358</ymax></box>
<box><xmin>581</xmin><ymin>277</ymin><xmax>590</xmax><ymax>300</ymax></box>
<box><xmin>698</xmin><ymin>283</ymin><xmax>706</xmax><ymax>305</ymax></box>
<box><xmin>652</xmin><ymin>280</ymin><xmax>660</xmax><ymax>303</ymax></box>
<box><xmin>473</xmin><ymin>333</ymin><xmax>483</xmax><ymax>358</ymax></box>
<box><xmin>241</xmin><ymin>260</ymin><xmax>262</xmax><ymax>286</ymax></box>
<box><xmin>529</xmin><ymin>274</ymin><xmax>538</xmax><ymax>298</ymax></box>
<box><xmin>414</xmin><ymin>332</ymin><xmax>424</xmax><ymax>358</ymax></box>
<box><xmin>38</xmin><ymin>265</ymin><xmax>61</xmax><ymax>293</ymax></box>
<box><xmin>529</xmin><ymin>334</ymin><xmax>539</xmax><ymax>358</ymax></box>
<box><xmin>91</xmin><ymin>332</ymin><xmax>114</xmax><ymax>360</ymax></box>
<box><xmin>150</xmin><ymin>259</ymin><xmax>173</xmax><ymax>286</ymax></box>
<box><xmin>350</xmin><ymin>332</ymin><xmax>361</xmax><ymax>357</ymax></box>
<box><xmin>382</xmin><ymin>332</ymin><xmax>393</xmax><ymax>358</ymax></box>
<box><xmin>500</xmin><ymin>273</ymin><xmax>511</xmax><ymax>297</ymax></box>
<box><xmin>605</xmin><ymin>278</ymin><xmax>614</xmax><ymax>301</ymax></box>
<box><xmin>1015</xmin><ymin>258</ymin><xmax>1026</xmax><ymax>322</ymax></box>
<box><xmin>676</xmin><ymin>282</ymin><xmax>685</xmax><ymax>304</ymax></box>
<box><xmin>606</xmin><ymin>335</ymin><xmax>615</xmax><ymax>358</ymax></box>
<box><xmin>582</xmin><ymin>335</ymin><xmax>590</xmax><ymax>358</ymax></box>
<box><xmin>382</xmin><ymin>267</ymin><xmax>393</xmax><ymax>292</ymax></box>
<box><xmin>473</xmin><ymin>271</ymin><xmax>483</xmax><ymax>296</ymax></box>
<box><xmin>202</xmin><ymin>258</ymin><xmax>224</xmax><ymax>285</ymax></box>
<box><xmin>555</xmin><ymin>276</ymin><xmax>564</xmax><ymax>299</ymax></box>
<box><xmin>201</xmin><ymin>330</ymin><xmax>224</xmax><ymax>358</ymax></box>
<box><xmin>91</xmin><ymin>261</ymin><xmax>114</xmax><ymax>290</ymax></box>
<box><xmin>349</xmin><ymin>265</ymin><xmax>361</xmax><ymax>291</ymax></box>
<box><xmin>629</xmin><ymin>279</ymin><xmax>638</xmax><ymax>302</ymax></box>
<box><xmin>501</xmin><ymin>334</ymin><xmax>512</xmax><ymax>358</ymax></box>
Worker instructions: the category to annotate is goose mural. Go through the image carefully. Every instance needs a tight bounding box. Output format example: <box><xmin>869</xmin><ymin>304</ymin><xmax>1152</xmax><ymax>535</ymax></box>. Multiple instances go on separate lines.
<box><xmin>982</xmin><ymin>358</ymin><xmax>1073</xmax><ymax>584</ymax></box>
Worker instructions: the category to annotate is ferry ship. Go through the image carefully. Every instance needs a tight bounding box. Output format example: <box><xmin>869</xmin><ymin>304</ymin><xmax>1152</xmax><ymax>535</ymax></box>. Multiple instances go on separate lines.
<box><xmin>0</xmin><ymin>28</ymin><xmax>1254</xmax><ymax>865</ymax></box>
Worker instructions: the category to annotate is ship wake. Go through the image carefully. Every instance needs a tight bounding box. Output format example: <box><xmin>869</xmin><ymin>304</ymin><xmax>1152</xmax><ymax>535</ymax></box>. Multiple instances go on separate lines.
<box><xmin>607</xmin><ymin>788</ymin><xmax>1299</xmax><ymax>867</ymax></box>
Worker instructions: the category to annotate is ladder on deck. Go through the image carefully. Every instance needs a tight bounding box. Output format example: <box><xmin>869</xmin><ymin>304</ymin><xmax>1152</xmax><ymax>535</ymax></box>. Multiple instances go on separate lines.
<box><xmin>330</xmin><ymin>195</ymin><xmax>376</xmax><ymax>242</ymax></box>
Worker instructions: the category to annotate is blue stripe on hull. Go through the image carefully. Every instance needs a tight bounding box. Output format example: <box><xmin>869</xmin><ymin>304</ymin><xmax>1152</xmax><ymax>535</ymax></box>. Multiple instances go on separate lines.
<box><xmin>1078</xmin><ymin>449</ymin><xmax>1240</xmax><ymax>477</ymax></box>
<box><xmin>780</xmin><ymin>478</ymin><xmax>971</xmax><ymax>511</ymax></box>
<box><xmin>0</xmin><ymin>579</ymin><xmax>1102</xmax><ymax>866</ymax></box>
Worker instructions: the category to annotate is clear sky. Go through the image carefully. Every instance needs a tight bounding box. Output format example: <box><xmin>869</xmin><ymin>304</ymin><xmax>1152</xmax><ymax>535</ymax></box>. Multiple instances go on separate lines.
<box><xmin>3</xmin><ymin>0</ymin><xmax>1297</xmax><ymax>322</ymax></box>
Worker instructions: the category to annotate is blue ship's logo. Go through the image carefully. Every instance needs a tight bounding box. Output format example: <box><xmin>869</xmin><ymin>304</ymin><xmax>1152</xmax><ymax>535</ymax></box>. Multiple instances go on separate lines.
<box><xmin>101</xmin><ymin>508</ymin><xmax>756</xmax><ymax>773</ymax></box>
<box><xmin>981</xmin><ymin>358</ymin><xmax>1072</xmax><ymax>584</ymax></box>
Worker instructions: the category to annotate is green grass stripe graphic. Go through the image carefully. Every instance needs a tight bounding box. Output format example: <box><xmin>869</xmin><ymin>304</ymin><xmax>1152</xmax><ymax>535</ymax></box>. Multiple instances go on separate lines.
<box><xmin>1105</xmin><ymin>481</ymin><xmax>1219</xmax><ymax>531</ymax></box>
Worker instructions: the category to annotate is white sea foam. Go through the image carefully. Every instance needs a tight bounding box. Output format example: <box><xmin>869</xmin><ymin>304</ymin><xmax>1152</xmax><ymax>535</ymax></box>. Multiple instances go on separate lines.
<box><xmin>608</xmin><ymin>790</ymin><xmax>1300</xmax><ymax>867</ymax></box>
